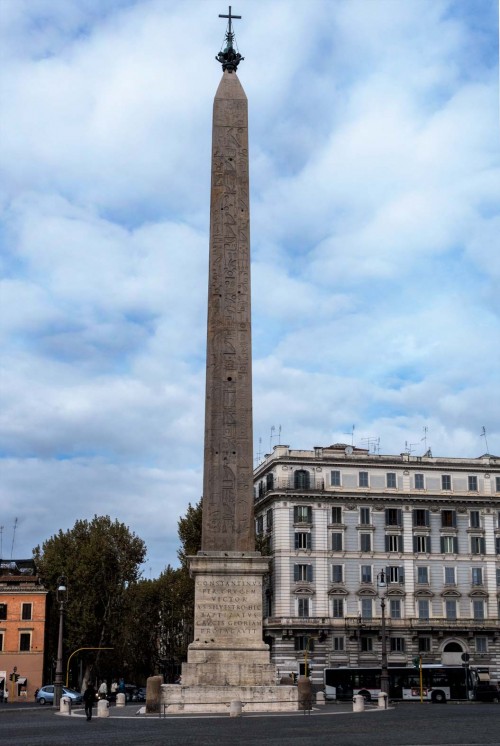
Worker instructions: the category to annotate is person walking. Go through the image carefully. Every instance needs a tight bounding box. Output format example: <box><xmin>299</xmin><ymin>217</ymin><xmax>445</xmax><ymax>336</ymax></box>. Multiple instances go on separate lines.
<box><xmin>83</xmin><ymin>682</ymin><xmax>96</xmax><ymax>721</ymax></box>
<box><xmin>98</xmin><ymin>680</ymin><xmax>108</xmax><ymax>700</ymax></box>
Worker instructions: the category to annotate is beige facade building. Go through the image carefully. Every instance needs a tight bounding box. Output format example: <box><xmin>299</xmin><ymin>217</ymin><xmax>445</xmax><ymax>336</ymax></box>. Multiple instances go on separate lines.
<box><xmin>254</xmin><ymin>444</ymin><xmax>500</xmax><ymax>688</ymax></box>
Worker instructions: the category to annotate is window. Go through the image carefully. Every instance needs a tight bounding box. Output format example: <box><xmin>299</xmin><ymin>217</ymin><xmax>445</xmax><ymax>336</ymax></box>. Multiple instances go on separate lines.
<box><xmin>441</xmin><ymin>474</ymin><xmax>451</xmax><ymax>490</ymax></box>
<box><xmin>386</xmin><ymin>473</ymin><xmax>397</xmax><ymax>489</ymax></box>
<box><xmin>385</xmin><ymin>534</ymin><xmax>403</xmax><ymax>552</ymax></box>
<box><xmin>476</xmin><ymin>637</ymin><xmax>487</xmax><ymax>654</ymax></box>
<box><xmin>471</xmin><ymin>567</ymin><xmax>483</xmax><ymax>586</ymax></box>
<box><xmin>331</xmin><ymin>565</ymin><xmax>343</xmax><ymax>583</ymax></box>
<box><xmin>294</xmin><ymin>564</ymin><xmax>313</xmax><ymax>582</ymax></box>
<box><xmin>387</xmin><ymin>565</ymin><xmax>405</xmax><ymax>584</ymax></box>
<box><xmin>0</xmin><ymin>603</ymin><xmax>7</xmax><ymax>621</ymax></box>
<box><xmin>360</xmin><ymin>533</ymin><xmax>371</xmax><ymax>552</ymax></box>
<box><xmin>417</xmin><ymin>566</ymin><xmax>429</xmax><ymax>584</ymax></box>
<box><xmin>418</xmin><ymin>637</ymin><xmax>431</xmax><ymax>653</ymax></box>
<box><xmin>332</xmin><ymin>598</ymin><xmax>344</xmax><ymax>618</ymax></box>
<box><xmin>331</xmin><ymin>533</ymin><xmax>343</xmax><ymax>551</ymax></box>
<box><xmin>294</xmin><ymin>470</ymin><xmax>310</xmax><ymax>489</ymax></box>
<box><xmin>413</xmin><ymin>509</ymin><xmax>430</xmax><ymax>527</ymax></box>
<box><xmin>415</xmin><ymin>474</ymin><xmax>425</xmax><ymax>490</ymax></box>
<box><xmin>298</xmin><ymin>598</ymin><xmax>310</xmax><ymax>617</ymax></box>
<box><xmin>361</xmin><ymin>565</ymin><xmax>372</xmax><ymax>583</ymax></box>
<box><xmin>497</xmin><ymin>537</ymin><xmax>500</xmax><ymax>555</ymax></box>
<box><xmin>391</xmin><ymin>637</ymin><xmax>405</xmax><ymax>652</ymax></box>
<box><xmin>294</xmin><ymin>505</ymin><xmax>312</xmax><ymax>523</ymax></box>
<box><xmin>333</xmin><ymin>636</ymin><xmax>345</xmax><ymax>652</ymax></box>
<box><xmin>441</xmin><ymin>510</ymin><xmax>456</xmax><ymax>528</ymax></box>
<box><xmin>390</xmin><ymin>599</ymin><xmax>401</xmax><ymax>619</ymax></box>
<box><xmin>21</xmin><ymin>603</ymin><xmax>32</xmax><ymax>621</ymax></box>
<box><xmin>331</xmin><ymin>470</ymin><xmax>341</xmax><ymax>487</ymax></box>
<box><xmin>413</xmin><ymin>535</ymin><xmax>431</xmax><ymax>553</ymax></box>
<box><xmin>496</xmin><ymin>476</ymin><xmax>500</xmax><ymax>493</ymax></box>
<box><xmin>473</xmin><ymin>600</ymin><xmax>484</xmax><ymax>620</ymax></box>
<box><xmin>295</xmin><ymin>635</ymin><xmax>313</xmax><ymax>652</ymax></box>
<box><xmin>468</xmin><ymin>475</ymin><xmax>478</xmax><ymax>492</ymax></box>
<box><xmin>418</xmin><ymin>599</ymin><xmax>429</xmax><ymax>620</ymax></box>
<box><xmin>360</xmin><ymin>507</ymin><xmax>371</xmax><ymax>525</ymax></box>
<box><xmin>360</xmin><ymin>637</ymin><xmax>373</xmax><ymax>652</ymax></box>
<box><xmin>331</xmin><ymin>507</ymin><xmax>342</xmax><ymax>524</ymax></box>
<box><xmin>361</xmin><ymin>598</ymin><xmax>373</xmax><ymax>619</ymax></box>
<box><xmin>19</xmin><ymin>632</ymin><xmax>31</xmax><ymax>652</ymax></box>
<box><xmin>470</xmin><ymin>510</ymin><xmax>481</xmax><ymax>528</ymax></box>
<box><xmin>0</xmin><ymin>632</ymin><xmax>3</xmax><ymax>652</ymax></box>
<box><xmin>445</xmin><ymin>600</ymin><xmax>457</xmax><ymax>620</ymax></box>
<box><xmin>256</xmin><ymin>515</ymin><xmax>264</xmax><ymax>535</ymax></box>
<box><xmin>444</xmin><ymin>567</ymin><xmax>456</xmax><ymax>585</ymax></box>
<box><xmin>266</xmin><ymin>508</ymin><xmax>273</xmax><ymax>530</ymax></box>
<box><xmin>258</xmin><ymin>480</ymin><xmax>264</xmax><ymax>497</ymax></box>
<box><xmin>441</xmin><ymin>536</ymin><xmax>458</xmax><ymax>553</ymax></box>
<box><xmin>295</xmin><ymin>532</ymin><xmax>311</xmax><ymax>550</ymax></box>
<box><xmin>496</xmin><ymin>568</ymin><xmax>500</xmax><ymax>586</ymax></box>
<box><xmin>385</xmin><ymin>508</ymin><xmax>402</xmax><ymax>526</ymax></box>
<box><xmin>359</xmin><ymin>471</ymin><xmax>369</xmax><ymax>488</ymax></box>
<box><xmin>471</xmin><ymin>536</ymin><xmax>485</xmax><ymax>555</ymax></box>
<box><xmin>266</xmin><ymin>473</ymin><xmax>274</xmax><ymax>491</ymax></box>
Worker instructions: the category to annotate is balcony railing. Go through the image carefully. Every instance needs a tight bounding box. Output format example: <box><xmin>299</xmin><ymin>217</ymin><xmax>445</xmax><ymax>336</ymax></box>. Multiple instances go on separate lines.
<box><xmin>264</xmin><ymin>616</ymin><xmax>499</xmax><ymax>632</ymax></box>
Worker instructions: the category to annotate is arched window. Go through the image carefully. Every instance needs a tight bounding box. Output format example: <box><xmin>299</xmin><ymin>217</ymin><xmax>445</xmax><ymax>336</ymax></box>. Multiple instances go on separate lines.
<box><xmin>443</xmin><ymin>641</ymin><xmax>463</xmax><ymax>652</ymax></box>
<box><xmin>294</xmin><ymin>470</ymin><xmax>310</xmax><ymax>489</ymax></box>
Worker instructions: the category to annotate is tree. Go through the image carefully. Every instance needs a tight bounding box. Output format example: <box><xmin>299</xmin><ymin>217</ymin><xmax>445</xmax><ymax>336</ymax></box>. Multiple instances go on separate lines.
<box><xmin>34</xmin><ymin>515</ymin><xmax>146</xmax><ymax>688</ymax></box>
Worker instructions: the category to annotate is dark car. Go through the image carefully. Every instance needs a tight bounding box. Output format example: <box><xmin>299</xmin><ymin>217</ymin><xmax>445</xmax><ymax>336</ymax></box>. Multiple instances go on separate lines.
<box><xmin>475</xmin><ymin>684</ymin><xmax>499</xmax><ymax>703</ymax></box>
<box><xmin>132</xmin><ymin>687</ymin><xmax>146</xmax><ymax>702</ymax></box>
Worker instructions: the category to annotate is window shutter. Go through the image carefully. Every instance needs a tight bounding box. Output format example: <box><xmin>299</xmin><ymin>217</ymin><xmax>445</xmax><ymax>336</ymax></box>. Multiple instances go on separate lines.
<box><xmin>452</xmin><ymin>511</ymin><xmax>457</xmax><ymax>527</ymax></box>
<box><xmin>397</xmin><ymin>509</ymin><xmax>402</xmax><ymax>526</ymax></box>
<box><xmin>426</xmin><ymin>536</ymin><xmax>431</xmax><ymax>553</ymax></box>
<box><xmin>293</xmin><ymin>507</ymin><xmax>299</xmax><ymax>522</ymax></box>
<box><xmin>425</xmin><ymin>510</ymin><xmax>430</xmax><ymax>526</ymax></box>
<box><xmin>453</xmin><ymin>536</ymin><xmax>458</xmax><ymax>553</ymax></box>
<box><xmin>399</xmin><ymin>566</ymin><xmax>405</xmax><ymax>583</ymax></box>
<box><xmin>294</xmin><ymin>565</ymin><xmax>300</xmax><ymax>582</ymax></box>
<box><xmin>306</xmin><ymin>533</ymin><xmax>311</xmax><ymax>550</ymax></box>
<box><xmin>307</xmin><ymin>565</ymin><xmax>313</xmax><ymax>582</ymax></box>
<box><xmin>385</xmin><ymin>535</ymin><xmax>390</xmax><ymax>551</ymax></box>
<box><xmin>294</xmin><ymin>533</ymin><xmax>300</xmax><ymax>550</ymax></box>
<box><xmin>413</xmin><ymin>535</ymin><xmax>418</xmax><ymax>552</ymax></box>
<box><xmin>398</xmin><ymin>535</ymin><xmax>403</xmax><ymax>551</ymax></box>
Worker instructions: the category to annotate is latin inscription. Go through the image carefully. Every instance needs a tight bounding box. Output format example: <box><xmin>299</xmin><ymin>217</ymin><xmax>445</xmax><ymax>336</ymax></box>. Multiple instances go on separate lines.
<box><xmin>195</xmin><ymin>578</ymin><xmax>262</xmax><ymax>637</ymax></box>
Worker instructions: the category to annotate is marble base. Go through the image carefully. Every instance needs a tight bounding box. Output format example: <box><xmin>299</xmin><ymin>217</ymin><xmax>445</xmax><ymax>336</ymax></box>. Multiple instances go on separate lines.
<box><xmin>162</xmin><ymin>684</ymin><xmax>298</xmax><ymax>713</ymax></box>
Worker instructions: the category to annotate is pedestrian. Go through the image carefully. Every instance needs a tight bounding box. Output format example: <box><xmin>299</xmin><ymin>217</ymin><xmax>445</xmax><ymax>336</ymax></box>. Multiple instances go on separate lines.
<box><xmin>83</xmin><ymin>682</ymin><xmax>96</xmax><ymax>721</ymax></box>
<box><xmin>98</xmin><ymin>680</ymin><xmax>108</xmax><ymax>700</ymax></box>
<box><xmin>111</xmin><ymin>679</ymin><xmax>118</xmax><ymax>695</ymax></box>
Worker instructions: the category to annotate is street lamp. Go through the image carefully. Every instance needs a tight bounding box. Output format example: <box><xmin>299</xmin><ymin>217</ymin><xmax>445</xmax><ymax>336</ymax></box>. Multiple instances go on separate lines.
<box><xmin>54</xmin><ymin>576</ymin><xmax>67</xmax><ymax>708</ymax></box>
<box><xmin>377</xmin><ymin>569</ymin><xmax>389</xmax><ymax>696</ymax></box>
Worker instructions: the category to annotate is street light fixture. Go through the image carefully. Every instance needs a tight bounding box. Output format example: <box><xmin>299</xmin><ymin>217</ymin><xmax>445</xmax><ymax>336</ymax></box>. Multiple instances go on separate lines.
<box><xmin>377</xmin><ymin>569</ymin><xmax>389</xmax><ymax>697</ymax></box>
<box><xmin>54</xmin><ymin>576</ymin><xmax>67</xmax><ymax>708</ymax></box>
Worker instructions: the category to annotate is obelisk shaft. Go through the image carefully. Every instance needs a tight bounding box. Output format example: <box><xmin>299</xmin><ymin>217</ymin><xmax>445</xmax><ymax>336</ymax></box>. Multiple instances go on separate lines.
<box><xmin>201</xmin><ymin>70</ymin><xmax>254</xmax><ymax>552</ymax></box>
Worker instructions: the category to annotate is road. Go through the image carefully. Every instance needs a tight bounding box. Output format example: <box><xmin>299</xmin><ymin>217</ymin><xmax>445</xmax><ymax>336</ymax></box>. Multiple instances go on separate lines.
<box><xmin>0</xmin><ymin>702</ymin><xmax>499</xmax><ymax>746</ymax></box>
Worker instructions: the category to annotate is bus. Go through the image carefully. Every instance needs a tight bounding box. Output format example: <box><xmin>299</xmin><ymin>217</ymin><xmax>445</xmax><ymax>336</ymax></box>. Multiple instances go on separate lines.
<box><xmin>324</xmin><ymin>665</ymin><xmax>486</xmax><ymax>703</ymax></box>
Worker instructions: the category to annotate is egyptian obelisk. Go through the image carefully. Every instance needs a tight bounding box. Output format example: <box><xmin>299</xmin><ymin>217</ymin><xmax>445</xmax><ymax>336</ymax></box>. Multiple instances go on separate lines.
<box><xmin>161</xmin><ymin>8</ymin><xmax>297</xmax><ymax>712</ymax></box>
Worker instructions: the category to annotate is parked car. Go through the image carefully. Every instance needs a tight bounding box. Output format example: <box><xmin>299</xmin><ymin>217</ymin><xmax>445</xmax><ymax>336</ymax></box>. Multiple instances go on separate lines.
<box><xmin>475</xmin><ymin>683</ymin><xmax>499</xmax><ymax>703</ymax></box>
<box><xmin>36</xmin><ymin>685</ymin><xmax>83</xmax><ymax>705</ymax></box>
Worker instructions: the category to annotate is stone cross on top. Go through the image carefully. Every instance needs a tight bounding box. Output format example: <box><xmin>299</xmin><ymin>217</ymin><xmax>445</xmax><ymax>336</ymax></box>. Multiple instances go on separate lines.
<box><xmin>216</xmin><ymin>6</ymin><xmax>244</xmax><ymax>71</ymax></box>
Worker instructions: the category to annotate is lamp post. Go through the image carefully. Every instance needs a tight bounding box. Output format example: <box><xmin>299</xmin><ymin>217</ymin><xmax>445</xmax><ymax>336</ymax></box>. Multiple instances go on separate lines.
<box><xmin>377</xmin><ymin>569</ymin><xmax>389</xmax><ymax>696</ymax></box>
<box><xmin>54</xmin><ymin>576</ymin><xmax>67</xmax><ymax>708</ymax></box>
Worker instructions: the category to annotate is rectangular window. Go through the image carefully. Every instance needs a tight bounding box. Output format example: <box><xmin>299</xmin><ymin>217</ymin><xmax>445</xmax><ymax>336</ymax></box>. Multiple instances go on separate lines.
<box><xmin>441</xmin><ymin>510</ymin><xmax>456</xmax><ymax>528</ymax></box>
<box><xmin>418</xmin><ymin>637</ymin><xmax>431</xmax><ymax>653</ymax></box>
<box><xmin>294</xmin><ymin>506</ymin><xmax>312</xmax><ymax>523</ymax></box>
<box><xmin>390</xmin><ymin>599</ymin><xmax>401</xmax><ymax>619</ymax></box>
<box><xmin>256</xmin><ymin>515</ymin><xmax>264</xmax><ymax>535</ymax></box>
<box><xmin>359</xmin><ymin>471</ymin><xmax>369</xmax><ymax>488</ymax></box>
<box><xmin>445</xmin><ymin>600</ymin><xmax>457</xmax><ymax>620</ymax></box>
<box><xmin>441</xmin><ymin>535</ymin><xmax>458</xmax><ymax>553</ymax></box>
<box><xmin>441</xmin><ymin>474</ymin><xmax>451</xmax><ymax>490</ymax></box>
<box><xmin>298</xmin><ymin>598</ymin><xmax>310</xmax><ymax>618</ymax></box>
<box><xmin>266</xmin><ymin>508</ymin><xmax>273</xmax><ymax>530</ymax></box>
<box><xmin>476</xmin><ymin>637</ymin><xmax>487</xmax><ymax>653</ymax></box>
<box><xmin>473</xmin><ymin>600</ymin><xmax>484</xmax><ymax>620</ymax></box>
<box><xmin>413</xmin><ymin>535</ymin><xmax>431</xmax><ymax>553</ymax></box>
<box><xmin>294</xmin><ymin>564</ymin><xmax>313</xmax><ymax>582</ymax></box>
<box><xmin>332</xmin><ymin>598</ymin><xmax>344</xmax><ymax>618</ymax></box>
<box><xmin>417</xmin><ymin>566</ymin><xmax>429</xmax><ymax>584</ymax></box>
<box><xmin>386</xmin><ymin>473</ymin><xmax>397</xmax><ymax>489</ymax></box>
<box><xmin>331</xmin><ymin>470</ymin><xmax>341</xmax><ymax>487</ymax></box>
<box><xmin>390</xmin><ymin>637</ymin><xmax>405</xmax><ymax>652</ymax></box>
<box><xmin>360</xmin><ymin>507</ymin><xmax>371</xmax><ymax>525</ymax></box>
<box><xmin>360</xmin><ymin>637</ymin><xmax>373</xmax><ymax>652</ymax></box>
<box><xmin>470</xmin><ymin>511</ymin><xmax>481</xmax><ymax>528</ymax></box>
<box><xmin>331</xmin><ymin>507</ymin><xmax>342</xmax><ymax>524</ymax></box>
<box><xmin>294</xmin><ymin>532</ymin><xmax>311</xmax><ymax>550</ymax></box>
<box><xmin>415</xmin><ymin>473</ymin><xmax>425</xmax><ymax>490</ymax></box>
<box><xmin>468</xmin><ymin>475</ymin><xmax>478</xmax><ymax>491</ymax></box>
<box><xmin>331</xmin><ymin>565</ymin><xmax>343</xmax><ymax>583</ymax></box>
<box><xmin>0</xmin><ymin>632</ymin><xmax>3</xmax><ymax>652</ymax></box>
<box><xmin>294</xmin><ymin>635</ymin><xmax>313</xmax><ymax>652</ymax></box>
<box><xmin>385</xmin><ymin>508</ymin><xmax>402</xmax><ymax>526</ymax></box>
<box><xmin>385</xmin><ymin>534</ymin><xmax>403</xmax><ymax>552</ymax></box>
<box><xmin>360</xmin><ymin>533</ymin><xmax>372</xmax><ymax>552</ymax></box>
<box><xmin>331</xmin><ymin>532</ymin><xmax>343</xmax><ymax>551</ymax></box>
<box><xmin>413</xmin><ymin>509</ymin><xmax>430</xmax><ymax>527</ymax></box>
<box><xmin>361</xmin><ymin>598</ymin><xmax>373</xmax><ymax>619</ymax></box>
<box><xmin>0</xmin><ymin>603</ymin><xmax>7</xmax><ymax>621</ymax></box>
<box><xmin>471</xmin><ymin>536</ymin><xmax>485</xmax><ymax>555</ymax></box>
<box><xmin>21</xmin><ymin>603</ymin><xmax>32</xmax><ymax>621</ymax></box>
<box><xmin>418</xmin><ymin>599</ymin><xmax>429</xmax><ymax>620</ymax></box>
<box><xmin>333</xmin><ymin>636</ymin><xmax>345</xmax><ymax>652</ymax></box>
<box><xmin>266</xmin><ymin>473</ymin><xmax>274</xmax><ymax>491</ymax></box>
<box><xmin>496</xmin><ymin>476</ymin><xmax>500</xmax><ymax>493</ymax></box>
<box><xmin>361</xmin><ymin>565</ymin><xmax>372</xmax><ymax>583</ymax></box>
<box><xmin>497</xmin><ymin>537</ymin><xmax>500</xmax><ymax>555</ymax></box>
<box><xmin>19</xmin><ymin>632</ymin><xmax>31</xmax><ymax>651</ymax></box>
<box><xmin>496</xmin><ymin>568</ymin><xmax>500</xmax><ymax>586</ymax></box>
<box><xmin>387</xmin><ymin>565</ymin><xmax>405</xmax><ymax>584</ymax></box>
<box><xmin>444</xmin><ymin>567</ymin><xmax>456</xmax><ymax>585</ymax></box>
<box><xmin>471</xmin><ymin>567</ymin><xmax>483</xmax><ymax>586</ymax></box>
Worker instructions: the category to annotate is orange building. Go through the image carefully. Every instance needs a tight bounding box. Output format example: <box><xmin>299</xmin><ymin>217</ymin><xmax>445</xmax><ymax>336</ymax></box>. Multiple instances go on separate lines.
<box><xmin>0</xmin><ymin>559</ymin><xmax>47</xmax><ymax>701</ymax></box>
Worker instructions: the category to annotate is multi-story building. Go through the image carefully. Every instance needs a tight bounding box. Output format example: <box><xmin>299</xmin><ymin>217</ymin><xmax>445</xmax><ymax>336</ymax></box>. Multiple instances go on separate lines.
<box><xmin>254</xmin><ymin>444</ymin><xmax>500</xmax><ymax>689</ymax></box>
<box><xmin>0</xmin><ymin>559</ymin><xmax>47</xmax><ymax>700</ymax></box>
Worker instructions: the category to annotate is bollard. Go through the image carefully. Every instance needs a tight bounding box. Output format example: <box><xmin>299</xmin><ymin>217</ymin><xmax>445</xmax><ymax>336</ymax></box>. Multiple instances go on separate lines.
<box><xmin>97</xmin><ymin>698</ymin><xmax>110</xmax><ymax>718</ymax></box>
<box><xmin>116</xmin><ymin>692</ymin><xmax>126</xmax><ymax>707</ymax></box>
<box><xmin>60</xmin><ymin>696</ymin><xmax>71</xmax><ymax>715</ymax></box>
<box><xmin>315</xmin><ymin>691</ymin><xmax>326</xmax><ymax>706</ymax></box>
<box><xmin>353</xmin><ymin>694</ymin><xmax>365</xmax><ymax>712</ymax></box>
<box><xmin>229</xmin><ymin>700</ymin><xmax>242</xmax><ymax>717</ymax></box>
<box><xmin>378</xmin><ymin>692</ymin><xmax>388</xmax><ymax>709</ymax></box>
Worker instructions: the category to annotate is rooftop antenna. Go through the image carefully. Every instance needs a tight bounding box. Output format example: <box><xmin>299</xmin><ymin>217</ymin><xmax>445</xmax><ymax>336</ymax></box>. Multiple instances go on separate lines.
<box><xmin>360</xmin><ymin>436</ymin><xmax>380</xmax><ymax>454</ymax></box>
<box><xmin>278</xmin><ymin>424</ymin><xmax>282</xmax><ymax>445</ymax></box>
<box><xmin>270</xmin><ymin>425</ymin><xmax>275</xmax><ymax>453</ymax></box>
<box><xmin>421</xmin><ymin>426</ymin><xmax>428</xmax><ymax>454</ymax></box>
<box><xmin>480</xmin><ymin>426</ymin><xmax>489</xmax><ymax>454</ymax></box>
<box><xmin>404</xmin><ymin>440</ymin><xmax>418</xmax><ymax>456</ymax></box>
<box><xmin>255</xmin><ymin>436</ymin><xmax>262</xmax><ymax>466</ymax></box>
<box><xmin>10</xmin><ymin>517</ymin><xmax>18</xmax><ymax>559</ymax></box>
<box><xmin>0</xmin><ymin>525</ymin><xmax>3</xmax><ymax>558</ymax></box>
<box><xmin>343</xmin><ymin>425</ymin><xmax>355</xmax><ymax>447</ymax></box>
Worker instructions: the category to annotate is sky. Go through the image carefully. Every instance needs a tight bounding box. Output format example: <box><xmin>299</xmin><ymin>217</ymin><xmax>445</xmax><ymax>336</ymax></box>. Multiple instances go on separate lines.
<box><xmin>1</xmin><ymin>0</ymin><xmax>499</xmax><ymax>578</ymax></box>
